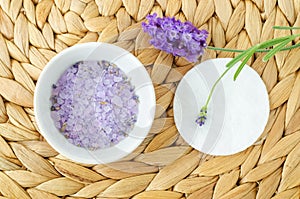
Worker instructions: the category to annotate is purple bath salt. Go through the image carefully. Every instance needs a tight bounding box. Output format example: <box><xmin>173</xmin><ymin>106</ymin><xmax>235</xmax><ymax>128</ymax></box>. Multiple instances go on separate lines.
<box><xmin>50</xmin><ymin>60</ymin><xmax>139</xmax><ymax>150</ymax></box>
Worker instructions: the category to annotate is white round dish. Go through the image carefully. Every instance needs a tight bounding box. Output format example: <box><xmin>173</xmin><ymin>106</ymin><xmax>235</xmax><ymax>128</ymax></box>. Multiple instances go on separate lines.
<box><xmin>34</xmin><ymin>42</ymin><xmax>156</xmax><ymax>164</ymax></box>
<box><xmin>173</xmin><ymin>58</ymin><xmax>269</xmax><ymax>155</ymax></box>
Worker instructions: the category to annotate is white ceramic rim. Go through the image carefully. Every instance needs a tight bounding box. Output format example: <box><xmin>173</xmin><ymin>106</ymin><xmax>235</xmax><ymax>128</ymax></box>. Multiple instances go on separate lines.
<box><xmin>34</xmin><ymin>42</ymin><xmax>156</xmax><ymax>164</ymax></box>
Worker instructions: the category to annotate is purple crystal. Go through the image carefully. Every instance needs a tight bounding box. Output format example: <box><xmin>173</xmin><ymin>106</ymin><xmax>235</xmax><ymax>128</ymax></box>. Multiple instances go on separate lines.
<box><xmin>50</xmin><ymin>60</ymin><xmax>139</xmax><ymax>150</ymax></box>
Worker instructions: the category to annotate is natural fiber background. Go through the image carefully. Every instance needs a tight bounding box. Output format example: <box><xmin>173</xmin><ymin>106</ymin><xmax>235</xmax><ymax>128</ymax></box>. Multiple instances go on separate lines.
<box><xmin>0</xmin><ymin>0</ymin><xmax>299</xmax><ymax>198</ymax></box>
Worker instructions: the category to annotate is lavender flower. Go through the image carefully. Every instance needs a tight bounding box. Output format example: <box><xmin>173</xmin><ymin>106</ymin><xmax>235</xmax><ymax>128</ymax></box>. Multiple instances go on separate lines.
<box><xmin>195</xmin><ymin>106</ymin><xmax>207</xmax><ymax>126</ymax></box>
<box><xmin>142</xmin><ymin>13</ymin><xmax>208</xmax><ymax>62</ymax></box>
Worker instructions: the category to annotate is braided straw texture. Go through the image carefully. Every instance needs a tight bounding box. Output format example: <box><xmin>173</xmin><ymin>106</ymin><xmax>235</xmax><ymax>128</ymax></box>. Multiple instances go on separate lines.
<box><xmin>0</xmin><ymin>0</ymin><xmax>299</xmax><ymax>198</ymax></box>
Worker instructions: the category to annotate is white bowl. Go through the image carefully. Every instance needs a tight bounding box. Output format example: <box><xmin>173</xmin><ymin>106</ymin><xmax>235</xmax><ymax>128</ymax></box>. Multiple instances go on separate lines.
<box><xmin>34</xmin><ymin>42</ymin><xmax>156</xmax><ymax>164</ymax></box>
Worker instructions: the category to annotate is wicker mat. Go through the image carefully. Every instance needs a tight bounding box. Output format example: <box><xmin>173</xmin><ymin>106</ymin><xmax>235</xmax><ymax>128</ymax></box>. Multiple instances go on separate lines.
<box><xmin>0</xmin><ymin>0</ymin><xmax>299</xmax><ymax>198</ymax></box>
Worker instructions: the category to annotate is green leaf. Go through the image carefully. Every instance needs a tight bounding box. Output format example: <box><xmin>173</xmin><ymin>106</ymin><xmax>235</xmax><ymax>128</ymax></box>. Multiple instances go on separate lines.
<box><xmin>233</xmin><ymin>45</ymin><xmax>259</xmax><ymax>80</ymax></box>
<box><xmin>280</xmin><ymin>42</ymin><xmax>300</xmax><ymax>51</ymax></box>
<box><xmin>225</xmin><ymin>45</ymin><xmax>257</xmax><ymax>68</ymax></box>
<box><xmin>259</xmin><ymin>35</ymin><xmax>293</xmax><ymax>49</ymax></box>
<box><xmin>273</xmin><ymin>26</ymin><xmax>300</xmax><ymax>30</ymax></box>
<box><xmin>262</xmin><ymin>38</ymin><xmax>293</xmax><ymax>62</ymax></box>
<box><xmin>225</xmin><ymin>35</ymin><xmax>293</xmax><ymax>69</ymax></box>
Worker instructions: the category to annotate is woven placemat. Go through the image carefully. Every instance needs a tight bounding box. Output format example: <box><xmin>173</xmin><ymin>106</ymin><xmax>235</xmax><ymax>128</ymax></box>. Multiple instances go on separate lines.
<box><xmin>0</xmin><ymin>0</ymin><xmax>299</xmax><ymax>198</ymax></box>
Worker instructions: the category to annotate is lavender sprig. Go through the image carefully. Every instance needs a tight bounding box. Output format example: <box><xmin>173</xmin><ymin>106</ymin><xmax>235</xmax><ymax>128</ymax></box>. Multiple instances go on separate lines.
<box><xmin>142</xmin><ymin>14</ymin><xmax>300</xmax><ymax>127</ymax></box>
<box><xmin>142</xmin><ymin>13</ymin><xmax>208</xmax><ymax>62</ymax></box>
<box><xmin>198</xmin><ymin>30</ymin><xmax>300</xmax><ymax>126</ymax></box>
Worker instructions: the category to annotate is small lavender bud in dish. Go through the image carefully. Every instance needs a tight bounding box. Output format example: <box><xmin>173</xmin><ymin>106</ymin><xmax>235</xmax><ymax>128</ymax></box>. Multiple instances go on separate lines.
<box><xmin>195</xmin><ymin>106</ymin><xmax>207</xmax><ymax>126</ymax></box>
<box><xmin>50</xmin><ymin>60</ymin><xmax>139</xmax><ymax>150</ymax></box>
